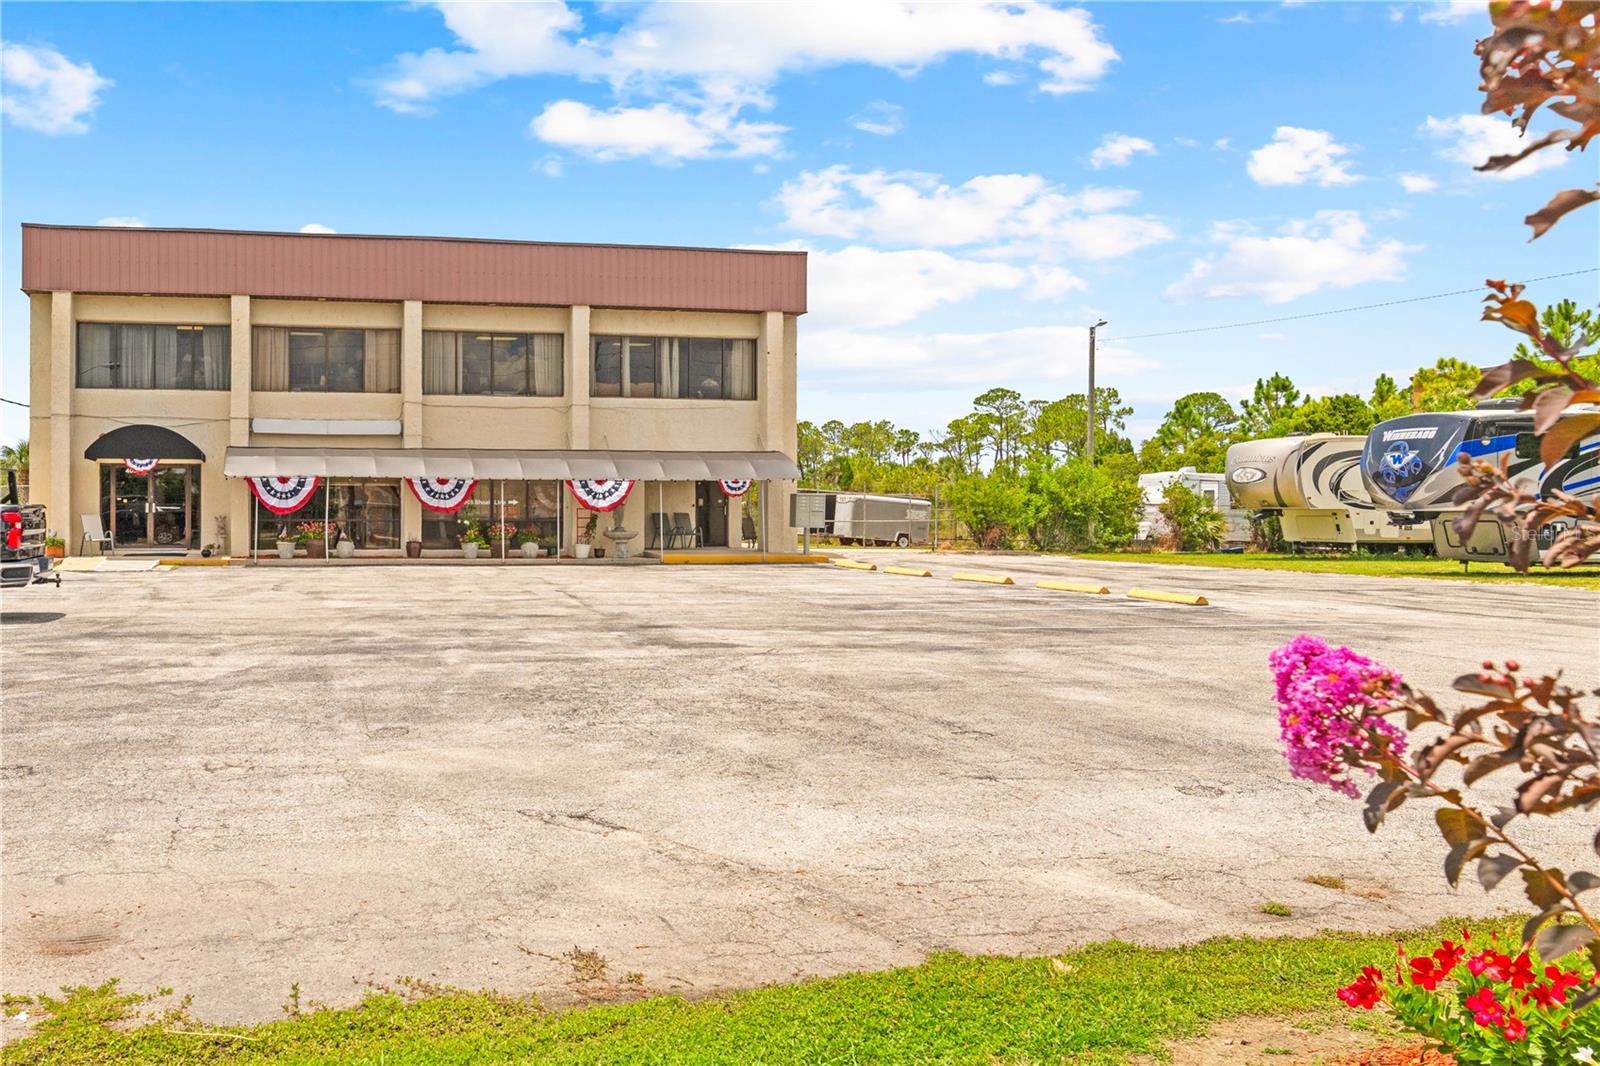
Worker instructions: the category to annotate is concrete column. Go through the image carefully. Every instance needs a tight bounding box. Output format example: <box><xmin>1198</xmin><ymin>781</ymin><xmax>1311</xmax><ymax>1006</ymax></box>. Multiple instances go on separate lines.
<box><xmin>229</xmin><ymin>295</ymin><xmax>251</xmax><ymax>446</ymax></box>
<box><xmin>402</xmin><ymin>300</ymin><xmax>423</xmax><ymax>447</ymax></box>
<box><xmin>400</xmin><ymin>485</ymin><xmax>422</xmax><ymax>549</ymax></box>
<box><xmin>48</xmin><ymin>292</ymin><xmax>74</xmax><ymax>553</ymax></box>
<box><xmin>758</xmin><ymin>310</ymin><xmax>796</xmax><ymax>550</ymax></box>
<box><xmin>26</xmin><ymin>294</ymin><xmax>52</xmax><ymax>507</ymax></box>
<box><xmin>566</xmin><ymin>304</ymin><xmax>590</xmax><ymax>451</ymax></box>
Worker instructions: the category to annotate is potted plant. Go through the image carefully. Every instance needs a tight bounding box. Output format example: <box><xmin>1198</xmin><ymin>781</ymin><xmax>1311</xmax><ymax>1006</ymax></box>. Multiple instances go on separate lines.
<box><xmin>43</xmin><ymin>535</ymin><xmax>64</xmax><ymax>559</ymax></box>
<box><xmin>296</xmin><ymin>520</ymin><xmax>333</xmax><ymax>558</ymax></box>
<box><xmin>516</xmin><ymin>527</ymin><xmax>541</xmax><ymax>558</ymax></box>
<box><xmin>405</xmin><ymin>538</ymin><xmax>422</xmax><ymax>559</ymax></box>
<box><xmin>274</xmin><ymin>524</ymin><xmax>295</xmax><ymax>559</ymax></box>
<box><xmin>574</xmin><ymin>511</ymin><xmax>597</xmax><ymax>559</ymax></box>
<box><xmin>201</xmin><ymin>542</ymin><xmax>218</xmax><ymax>559</ymax></box>
<box><xmin>486</xmin><ymin>522</ymin><xmax>516</xmax><ymax>559</ymax></box>
<box><xmin>334</xmin><ymin>533</ymin><xmax>355</xmax><ymax>559</ymax></box>
<box><xmin>458</xmin><ymin>520</ymin><xmax>488</xmax><ymax>560</ymax></box>
<box><xmin>540</xmin><ymin>539</ymin><xmax>557</xmax><ymax>560</ymax></box>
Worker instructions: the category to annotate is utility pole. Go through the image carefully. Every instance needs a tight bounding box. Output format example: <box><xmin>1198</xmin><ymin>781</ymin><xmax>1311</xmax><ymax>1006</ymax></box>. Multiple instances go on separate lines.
<box><xmin>1086</xmin><ymin>319</ymin><xmax>1106</xmax><ymax>546</ymax></box>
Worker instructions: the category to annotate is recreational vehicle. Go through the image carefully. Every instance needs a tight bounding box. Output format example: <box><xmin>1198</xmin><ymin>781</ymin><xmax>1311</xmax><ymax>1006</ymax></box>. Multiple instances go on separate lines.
<box><xmin>1360</xmin><ymin>401</ymin><xmax>1600</xmax><ymax>563</ymax></box>
<box><xmin>1135</xmin><ymin>467</ymin><xmax>1252</xmax><ymax>546</ymax></box>
<box><xmin>1224</xmin><ymin>434</ymin><xmax>1433</xmax><ymax>549</ymax></box>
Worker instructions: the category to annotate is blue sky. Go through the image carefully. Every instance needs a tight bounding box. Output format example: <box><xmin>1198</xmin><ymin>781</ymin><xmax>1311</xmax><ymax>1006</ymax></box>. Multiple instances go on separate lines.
<box><xmin>3</xmin><ymin>0</ymin><xmax>1596</xmax><ymax>449</ymax></box>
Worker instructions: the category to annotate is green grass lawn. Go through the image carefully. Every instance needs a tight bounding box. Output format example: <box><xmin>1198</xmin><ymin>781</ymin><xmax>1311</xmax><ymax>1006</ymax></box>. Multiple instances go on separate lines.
<box><xmin>2</xmin><ymin>919</ymin><xmax>1519</xmax><ymax>1066</ymax></box>
<box><xmin>1071</xmin><ymin>551</ymin><xmax>1600</xmax><ymax>588</ymax></box>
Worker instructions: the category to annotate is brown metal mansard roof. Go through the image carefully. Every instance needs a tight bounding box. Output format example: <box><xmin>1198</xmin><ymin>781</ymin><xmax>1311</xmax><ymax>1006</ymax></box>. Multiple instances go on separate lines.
<box><xmin>21</xmin><ymin>224</ymin><xmax>807</xmax><ymax>314</ymax></box>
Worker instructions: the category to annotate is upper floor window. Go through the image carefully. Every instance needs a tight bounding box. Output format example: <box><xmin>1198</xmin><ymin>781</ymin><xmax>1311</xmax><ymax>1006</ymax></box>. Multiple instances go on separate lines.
<box><xmin>251</xmin><ymin>326</ymin><xmax>400</xmax><ymax>392</ymax></box>
<box><xmin>423</xmin><ymin>331</ymin><xmax>563</xmax><ymax>397</ymax></box>
<box><xmin>592</xmin><ymin>336</ymin><xmax>756</xmax><ymax>400</ymax></box>
<box><xmin>76</xmin><ymin>323</ymin><xmax>230</xmax><ymax>390</ymax></box>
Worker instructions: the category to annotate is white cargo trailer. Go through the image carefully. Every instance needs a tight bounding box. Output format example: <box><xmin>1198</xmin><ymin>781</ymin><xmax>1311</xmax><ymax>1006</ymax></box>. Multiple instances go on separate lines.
<box><xmin>804</xmin><ymin>491</ymin><xmax>932</xmax><ymax>547</ymax></box>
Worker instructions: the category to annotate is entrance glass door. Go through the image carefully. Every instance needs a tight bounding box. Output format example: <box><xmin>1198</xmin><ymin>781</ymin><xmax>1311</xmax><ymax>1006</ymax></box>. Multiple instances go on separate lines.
<box><xmin>694</xmin><ymin>481</ymin><xmax>729</xmax><ymax>548</ymax></box>
<box><xmin>102</xmin><ymin>464</ymin><xmax>199</xmax><ymax>548</ymax></box>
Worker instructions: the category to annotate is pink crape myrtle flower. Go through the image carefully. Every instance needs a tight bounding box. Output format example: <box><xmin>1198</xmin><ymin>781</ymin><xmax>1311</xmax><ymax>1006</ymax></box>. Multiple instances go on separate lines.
<box><xmin>1271</xmin><ymin>635</ymin><xmax>1406</xmax><ymax>798</ymax></box>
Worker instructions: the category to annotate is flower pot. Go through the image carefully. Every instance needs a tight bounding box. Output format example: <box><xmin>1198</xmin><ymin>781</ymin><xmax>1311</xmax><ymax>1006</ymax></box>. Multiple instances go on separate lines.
<box><xmin>335</xmin><ymin>541</ymin><xmax>355</xmax><ymax>559</ymax></box>
<box><xmin>574</xmin><ymin>543</ymin><xmax>591</xmax><ymax>560</ymax></box>
<box><xmin>45</xmin><ymin>544</ymin><xmax>65</xmax><ymax>559</ymax></box>
<box><xmin>489</xmin><ymin>542</ymin><xmax>505</xmax><ymax>559</ymax></box>
<box><xmin>521</xmin><ymin>542</ymin><xmax>540</xmax><ymax>559</ymax></box>
<box><xmin>593</xmin><ymin>547</ymin><xmax>606</xmax><ymax>559</ymax></box>
<box><xmin>276</xmin><ymin>541</ymin><xmax>295</xmax><ymax>560</ymax></box>
<box><xmin>201</xmin><ymin>548</ymin><xmax>213</xmax><ymax>558</ymax></box>
<box><xmin>462</xmin><ymin>542</ymin><xmax>480</xmax><ymax>560</ymax></box>
<box><xmin>305</xmin><ymin>540</ymin><xmax>327</xmax><ymax>559</ymax></box>
<box><xmin>406</xmin><ymin>540</ymin><xmax>422</xmax><ymax>559</ymax></box>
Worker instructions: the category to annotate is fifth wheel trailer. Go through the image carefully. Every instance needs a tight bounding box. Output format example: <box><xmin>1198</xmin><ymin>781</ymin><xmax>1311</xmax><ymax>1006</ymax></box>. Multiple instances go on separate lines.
<box><xmin>1225</xmin><ymin>434</ymin><xmax>1433</xmax><ymax>549</ymax></box>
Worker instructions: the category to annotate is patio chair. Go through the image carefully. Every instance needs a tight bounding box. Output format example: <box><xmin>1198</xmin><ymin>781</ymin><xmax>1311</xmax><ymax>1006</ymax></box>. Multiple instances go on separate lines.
<box><xmin>741</xmin><ymin>514</ymin><xmax>758</xmax><ymax>548</ymax></box>
<box><xmin>80</xmin><ymin>513</ymin><xmax>113</xmax><ymax>556</ymax></box>
<box><xmin>646</xmin><ymin>512</ymin><xmax>668</xmax><ymax>550</ymax></box>
<box><xmin>669</xmin><ymin>512</ymin><xmax>701</xmax><ymax>548</ymax></box>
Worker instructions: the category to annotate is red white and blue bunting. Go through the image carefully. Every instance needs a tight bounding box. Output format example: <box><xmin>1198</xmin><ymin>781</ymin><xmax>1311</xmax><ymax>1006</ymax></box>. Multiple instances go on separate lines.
<box><xmin>247</xmin><ymin>476</ymin><xmax>320</xmax><ymax>516</ymax></box>
<box><xmin>406</xmin><ymin>476</ymin><xmax>477</xmax><ymax>514</ymax></box>
<box><xmin>123</xmin><ymin>458</ymin><xmax>160</xmax><ymax>476</ymax></box>
<box><xmin>718</xmin><ymin>479</ymin><xmax>753</xmax><ymax>498</ymax></box>
<box><xmin>568</xmin><ymin>479</ymin><xmax>635</xmax><ymax>512</ymax></box>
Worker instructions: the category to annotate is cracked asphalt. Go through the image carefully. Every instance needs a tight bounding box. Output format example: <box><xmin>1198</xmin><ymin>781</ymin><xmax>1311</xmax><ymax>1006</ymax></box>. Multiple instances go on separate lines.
<box><xmin>1</xmin><ymin>553</ymin><xmax>1596</xmax><ymax>1023</ymax></box>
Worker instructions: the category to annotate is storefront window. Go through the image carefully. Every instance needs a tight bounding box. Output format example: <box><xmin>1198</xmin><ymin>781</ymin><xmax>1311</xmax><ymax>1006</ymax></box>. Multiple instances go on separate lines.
<box><xmin>251</xmin><ymin>479</ymin><xmax>400</xmax><ymax>550</ymax></box>
<box><xmin>422</xmin><ymin>481</ymin><xmax>560</xmax><ymax>548</ymax></box>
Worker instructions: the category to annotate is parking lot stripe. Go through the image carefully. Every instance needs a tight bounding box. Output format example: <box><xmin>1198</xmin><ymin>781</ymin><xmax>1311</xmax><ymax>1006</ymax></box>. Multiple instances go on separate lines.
<box><xmin>1036</xmin><ymin>580</ymin><xmax>1111</xmax><ymax>595</ymax></box>
<box><xmin>953</xmin><ymin>572</ymin><xmax>1014</xmax><ymax>585</ymax></box>
<box><xmin>833</xmin><ymin>559</ymin><xmax>878</xmax><ymax>571</ymax></box>
<box><xmin>1127</xmin><ymin>588</ymin><xmax>1210</xmax><ymax>606</ymax></box>
<box><xmin>883</xmin><ymin>565</ymin><xmax>934</xmax><ymax>577</ymax></box>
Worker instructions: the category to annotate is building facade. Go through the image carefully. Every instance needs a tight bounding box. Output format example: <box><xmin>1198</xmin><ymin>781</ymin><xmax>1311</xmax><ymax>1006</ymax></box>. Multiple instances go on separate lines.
<box><xmin>22</xmin><ymin>224</ymin><xmax>804</xmax><ymax>558</ymax></box>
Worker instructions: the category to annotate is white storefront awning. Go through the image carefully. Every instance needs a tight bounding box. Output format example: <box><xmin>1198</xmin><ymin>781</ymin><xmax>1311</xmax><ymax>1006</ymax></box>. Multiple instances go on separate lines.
<box><xmin>223</xmin><ymin>447</ymin><xmax>800</xmax><ymax>481</ymax></box>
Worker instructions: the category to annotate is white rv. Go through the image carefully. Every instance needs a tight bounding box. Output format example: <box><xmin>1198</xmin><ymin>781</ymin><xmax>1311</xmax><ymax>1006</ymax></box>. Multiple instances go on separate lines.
<box><xmin>1225</xmin><ymin>434</ymin><xmax>1433</xmax><ymax>549</ymax></box>
<box><xmin>1361</xmin><ymin>402</ymin><xmax>1600</xmax><ymax>563</ymax></box>
<box><xmin>1135</xmin><ymin>467</ymin><xmax>1252</xmax><ymax>546</ymax></box>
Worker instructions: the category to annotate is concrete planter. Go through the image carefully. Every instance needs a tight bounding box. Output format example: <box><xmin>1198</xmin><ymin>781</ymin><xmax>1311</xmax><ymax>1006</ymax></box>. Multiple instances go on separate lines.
<box><xmin>520</xmin><ymin>542</ymin><xmax>541</xmax><ymax>559</ymax></box>
<box><xmin>462</xmin><ymin>542</ymin><xmax>480</xmax><ymax>560</ymax></box>
<box><xmin>574</xmin><ymin>543</ymin><xmax>591</xmax><ymax>560</ymax></box>
<box><xmin>275</xmin><ymin>541</ymin><xmax>294</xmax><ymax>560</ymax></box>
<box><xmin>335</xmin><ymin>541</ymin><xmax>355</xmax><ymax>559</ymax></box>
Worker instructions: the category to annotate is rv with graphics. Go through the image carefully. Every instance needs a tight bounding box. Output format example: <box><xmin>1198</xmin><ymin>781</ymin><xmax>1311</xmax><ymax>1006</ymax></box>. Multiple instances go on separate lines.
<box><xmin>1225</xmin><ymin>434</ymin><xmax>1434</xmax><ymax>550</ymax></box>
<box><xmin>1360</xmin><ymin>401</ymin><xmax>1600</xmax><ymax>563</ymax></box>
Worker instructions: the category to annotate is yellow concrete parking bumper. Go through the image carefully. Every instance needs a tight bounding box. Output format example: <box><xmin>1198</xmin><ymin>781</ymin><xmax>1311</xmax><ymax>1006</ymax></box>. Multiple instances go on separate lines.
<box><xmin>1127</xmin><ymin>588</ymin><xmax>1210</xmax><ymax>606</ymax></box>
<box><xmin>952</xmin><ymin>572</ymin><xmax>1014</xmax><ymax>585</ymax></box>
<box><xmin>1036</xmin><ymin>580</ymin><xmax>1110</xmax><ymax>595</ymax></box>
<box><xmin>833</xmin><ymin>559</ymin><xmax>878</xmax><ymax>571</ymax></box>
<box><xmin>883</xmin><ymin>565</ymin><xmax>933</xmax><ymax>577</ymax></box>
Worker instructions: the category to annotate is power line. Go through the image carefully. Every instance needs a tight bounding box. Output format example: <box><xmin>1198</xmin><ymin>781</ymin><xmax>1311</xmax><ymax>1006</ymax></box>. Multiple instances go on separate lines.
<box><xmin>0</xmin><ymin>397</ymin><xmax>28</xmax><ymax>409</ymax></box>
<box><xmin>1101</xmin><ymin>268</ymin><xmax>1599</xmax><ymax>343</ymax></box>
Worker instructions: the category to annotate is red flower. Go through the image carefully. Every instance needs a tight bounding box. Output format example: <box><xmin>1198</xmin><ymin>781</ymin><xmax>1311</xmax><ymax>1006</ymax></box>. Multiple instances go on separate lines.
<box><xmin>1408</xmin><ymin>956</ymin><xmax>1445</xmax><ymax>991</ymax></box>
<box><xmin>1337</xmin><ymin>967</ymin><xmax>1385</xmax><ymax>1009</ymax></box>
<box><xmin>1501</xmin><ymin>1015</ymin><xmax>1527</xmax><ymax>1042</ymax></box>
<box><xmin>1547</xmin><ymin>967</ymin><xmax>1584</xmax><ymax>1001</ymax></box>
<box><xmin>1465</xmin><ymin>987</ymin><xmax>1504</xmax><ymax>1027</ymax></box>
<box><xmin>1523</xmin><ymin>981</ymin><xmax>1562</xmax><ymax>1009</ymax></box>
<box><xmin>1432</xmin><ymin>939</ymin><xmax>1466</xmax><ymax>972</ymax></box>
<box><xmin>1507</xmin><ymin>952</ymin><xmax>1536</xmax><ymax>990</ymax></box>
<box><xmin>1468</xmin><ymin>950</ymin><xmax>1511</xmax><ymax>981</ymax></box>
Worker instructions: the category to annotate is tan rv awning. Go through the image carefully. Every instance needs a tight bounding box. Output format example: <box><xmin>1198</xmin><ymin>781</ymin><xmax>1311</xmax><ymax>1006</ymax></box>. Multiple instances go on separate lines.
<box><xmin>222</xmin><ymin>448</ymin><xmax>800</xmax><ymax>481</ymax></box>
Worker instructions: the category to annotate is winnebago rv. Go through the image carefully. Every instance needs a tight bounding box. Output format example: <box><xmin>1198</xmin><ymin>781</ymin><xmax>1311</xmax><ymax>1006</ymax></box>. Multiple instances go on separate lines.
<box><xmin>1135</xmin><ymin>467</ymin><xmax>1252</xmax><ymax>546</ymax></box>
<box><xmin>800</xmin><ymin>491</ymin><xmax>932</xmax><ymax>547</ymax></box>
<box><xmin>1225</xmin><ymin>434</ymin><xmax>1433</xmax><ymax>549</ymax></box>
<box><xmin>1360</xmin><ymin>401</ymin><xmax>1600</xmax><ymax>563</ymax></box>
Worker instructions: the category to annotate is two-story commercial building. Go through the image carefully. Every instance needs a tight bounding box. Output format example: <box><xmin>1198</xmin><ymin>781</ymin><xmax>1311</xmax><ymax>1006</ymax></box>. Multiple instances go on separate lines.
<box><xmin>22</xmin><ymin>224</ymin><xmax>804</xmax><ymax>560</ymax></box>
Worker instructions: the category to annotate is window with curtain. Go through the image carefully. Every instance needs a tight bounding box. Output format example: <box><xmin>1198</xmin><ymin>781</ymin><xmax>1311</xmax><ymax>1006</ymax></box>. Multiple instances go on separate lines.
<box><xmin>252</xmin><ymin>327</ymin><xmax>399</xmax><ymax>392</ymax></box>
<box><xmin>76</xmin><ymin>323</ymin><xmax>231</xmax><ymax>390</ymax></box>
<box><xmin>591</xmin><ymin>335</ymin><xmax>757</xmax><ymax>400</ymax></box>
<box><xmin>421</xmin><ymin>331</ymin><xmax>563</xmax><ymax>396</ymax></box>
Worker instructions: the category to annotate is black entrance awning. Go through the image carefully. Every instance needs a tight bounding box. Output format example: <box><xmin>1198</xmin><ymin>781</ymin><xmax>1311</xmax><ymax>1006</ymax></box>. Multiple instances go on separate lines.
<box><xmin>84</xmin><ymin>425</ymin><xmax>205</xmax><ymax>461</ymax></box>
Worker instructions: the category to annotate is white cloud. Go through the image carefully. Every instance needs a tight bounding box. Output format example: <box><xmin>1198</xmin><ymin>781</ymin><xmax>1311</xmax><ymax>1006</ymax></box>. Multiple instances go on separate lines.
<box><xmin>0</xmin><ymin>41</ymin><xmax>110</xmax><ymax>135</ymax></box>
<box><xmin>536</xmin><ymin>156</ymin><xmax>563</xmax><ymax>178</ymax></box>
<box><xmin>1397</xmin><ymin>173</ymin><xmax>1438</xmax><ymax>193</ymax></box>
<box><xmin>95</xmin><ymin>216</ymin><xmax>145</xmax><ymax>228</ymax></box>
<box><xmin>1418</xmin><ymin>1</ymin><xmax>1480</xmax><ymax>24</ymax></box>
<box><xmin>1088</xmin><ymin>132</ymin><xmax>1156</xmax><ymax>169</ymax></box>
<box><xmin>774</xmin><ymin>165</ymin><xmax>1173</xmax><ymax>260</ymax></box>
<box><xmin>374</xmin><ymin>2</ymin><xmax>1117</xmax><ymax>160</ymax></box>
<box><xmin>983</xmin><ymin>70</ymin><xmax>1019</xmax><ymax>86</ymax></box>
<box><xmin>1422</xmin><ymin>113</ymin><xmax>1570</xmax><ymax>180</ymax></box>
<box><xmin>1165</xmin><ymin>210</ymin><xmax>1418</xmax><ymax>304</ymax></box>
<box><xmin>1219</xmin><ymin>12</ymin><xmax>1255</xmax><ymax>24</ymax></box>
<box><xmin>298</xmin><ymin>223</ymin><xmax>337</xmax><ymax>234</ymax></box>
<box><xmin>851</xmin><ymin>100</ymin><xmax>904</xmax><ymax>137</ymax></box>
<box><xmin>530</xmin><ymin>98</ymin><xmax>784</xmax><ymax>162</ymax></box>
<box><xmin>1256</xmin><ymin>332</ymin><xmax>1287</xmax><ymax>342</ymax></box>
<box><xmin>1246</xmin><ymin>126</ymin><xmax>1361</xmax><ymax>187</ymax></box>
<box><xmin>803</xmin><ymin>324</ymin><xmax>1159</xmax><ymax>391</ymax></box>
<box><xmin>1213</xmin><ymin>137</ymin><xmax>1232</xmax><ymax>150</ymax></box>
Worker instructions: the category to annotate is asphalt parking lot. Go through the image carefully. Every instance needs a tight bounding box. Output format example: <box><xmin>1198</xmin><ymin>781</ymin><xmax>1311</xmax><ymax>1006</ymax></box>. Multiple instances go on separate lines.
<box><xmin>2</xmin><ymin>554</ymin><xmax>1596</xmax><ymax>1023</ymax></box>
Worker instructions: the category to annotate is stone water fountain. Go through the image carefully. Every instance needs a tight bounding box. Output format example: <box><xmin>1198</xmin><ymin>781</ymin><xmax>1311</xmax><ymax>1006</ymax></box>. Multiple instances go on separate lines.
<box><xmin>602</xmin><ymin>508</ymin><xmax>639</xmax><ymax>560</ymax></box>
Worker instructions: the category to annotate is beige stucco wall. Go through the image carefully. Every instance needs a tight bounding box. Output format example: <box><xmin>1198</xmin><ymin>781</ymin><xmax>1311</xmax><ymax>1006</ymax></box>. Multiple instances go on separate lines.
<box><xmin>29</xmin><ymin>292</ymin><xmax>799</xmax><ymax>557</ymax></box>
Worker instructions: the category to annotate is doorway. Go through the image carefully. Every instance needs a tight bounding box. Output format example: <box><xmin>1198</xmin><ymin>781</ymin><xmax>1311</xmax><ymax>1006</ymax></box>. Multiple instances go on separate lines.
<box><xmin>101</xmin><ymin>463</ymin><xmax>199</xmax><ymax>548</ymax></box>
<box><xmin>694</xmin><ymin>481</ymin><xmax>729</xmax><ymax>548</ymax></box>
